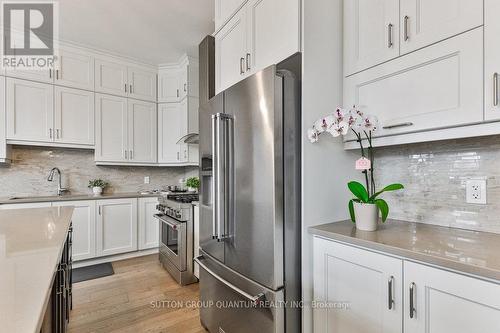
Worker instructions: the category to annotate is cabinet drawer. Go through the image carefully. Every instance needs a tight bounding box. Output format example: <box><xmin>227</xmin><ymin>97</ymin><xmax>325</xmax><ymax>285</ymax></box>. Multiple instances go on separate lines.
<box><xmin>344</xmin><ymin>28</ymin><xmax>483</xmax><ymax>140</ymax></box>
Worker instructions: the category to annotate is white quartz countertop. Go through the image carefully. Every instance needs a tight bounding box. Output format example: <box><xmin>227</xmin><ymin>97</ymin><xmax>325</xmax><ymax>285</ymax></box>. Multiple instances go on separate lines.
<box><xmin>0</xmin><ymin>192</ymin><xmax>160</xmax><ymax>205</ymax></box>
<box><xmin>0</xmin><ymin>207</ymin><xmax>74</xmax><ymax>333</ymax></box>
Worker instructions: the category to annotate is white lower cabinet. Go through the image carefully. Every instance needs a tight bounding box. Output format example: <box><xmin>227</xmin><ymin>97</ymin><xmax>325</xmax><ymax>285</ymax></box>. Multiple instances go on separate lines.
<box><xmin>53</xmin><ymin>201</ymin><xmax>96</xmax><ymax>261</ymax></box>
<box><xmin>404</xmin><ymin>261</ymin><xmax>500</xmax><ymax>333</ymax></box>
<box><xmin>138</xmin><ymin>197</ymin><xmax>159</xmax><ymax>250</ymax></box>
<box><xmin>313</xmin><ymin>237</ymin><xmax>500</xmax><ymax>333</ymax></box>
<box><xmin>0</xmin><ymin>76</ymin><xmax>7</xmax><ymax>162</ymax></box>
<box><xmin>313</xmin><ymin>237</ymin><xmax>402</xmax><ymax>333</ymax></box>
<box><xmin>96</xmin><ymin>198</ymin><xmax>138</xmax><ymax>257</ymax></box>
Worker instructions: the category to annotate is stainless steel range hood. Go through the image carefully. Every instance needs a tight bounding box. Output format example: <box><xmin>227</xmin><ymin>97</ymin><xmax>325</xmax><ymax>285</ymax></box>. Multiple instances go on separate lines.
<box><xmin>176</xmin><ymin>133</ymin><xmax>199</xmax><ymax>144</ymax></box>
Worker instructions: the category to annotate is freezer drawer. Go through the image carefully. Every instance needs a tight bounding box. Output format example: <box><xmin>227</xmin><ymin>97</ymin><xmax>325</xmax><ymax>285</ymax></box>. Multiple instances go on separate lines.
<box><xmin>196</xmin><ymin>253</ymin><xmax>285</xmax><ymax>333</ymax></box>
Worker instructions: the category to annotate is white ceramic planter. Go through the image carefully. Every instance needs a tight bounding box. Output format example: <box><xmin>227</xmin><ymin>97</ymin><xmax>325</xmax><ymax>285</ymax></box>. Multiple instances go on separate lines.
<box><xmin>92</xmin><ymin>186</ymin><xmax>103</xmax><ymax>196</ymax></box>
<box><xmin>187</xmin><ymin>187</ymin><xmax>197</xmax><ymax>193</ymax></box>
<box><xmin>354</xmin><ymin>202</ymin><xmax>379</xmax><ymax>231</ymax></box>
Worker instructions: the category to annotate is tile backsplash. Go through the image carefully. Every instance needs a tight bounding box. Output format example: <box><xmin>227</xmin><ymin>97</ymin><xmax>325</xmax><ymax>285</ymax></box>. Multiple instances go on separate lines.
<box><xmin>375</xmin><ymin>135</ymin><xmax>500</xmax><ymax>234</ymax></box>
<box><xmin>0</xmin><ymin>146</ymin><xmax>191</xmax><ymax>198</ymax></box>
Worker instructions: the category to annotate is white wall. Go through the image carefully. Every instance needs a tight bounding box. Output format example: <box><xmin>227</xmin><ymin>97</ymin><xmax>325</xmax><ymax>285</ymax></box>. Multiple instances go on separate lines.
<box><xmin>301</xmin><ymin>0</ymin><xmax>360</xmax><ymax>331</ymax></box>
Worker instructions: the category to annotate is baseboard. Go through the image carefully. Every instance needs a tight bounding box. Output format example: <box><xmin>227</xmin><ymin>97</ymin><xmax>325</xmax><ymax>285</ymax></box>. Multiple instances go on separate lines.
<box><xmin>73</xmin><ymin>248</ymin><xmax>159</xmax><ymax>268</ymax></box>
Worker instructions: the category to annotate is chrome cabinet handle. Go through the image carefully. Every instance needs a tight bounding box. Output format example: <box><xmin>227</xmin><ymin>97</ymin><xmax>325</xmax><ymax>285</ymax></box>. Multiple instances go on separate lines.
<box><xmin>404</xmin><ymin>16</ymin><xmax>410</xmax><ymax>41</ymax></box>
<box><xmin>49</xmin><ymin>69</ymin><xmax>52</xmax><ymax>79</ymax></box>
<box><xmin>383</xmin><ymin>122</ymin><xmax>414</xmax><ymax>129</ymax></box>
<box><xmin>195</xmin><ymin>256</ymin><xmax>266</xmax><ymax>304</ymax></box>
<box><xmin>49</xmin><ymin>128</ymin><xmax>53</xmax><ymax>139</ymax></box>
<box><xmin>240</xmin><ymin>57</ymin><xmax>245</xmax><ymax>75</ymax></box>
<box><xmin>125</xmin><ymin>84</ymin><xmax>128</xmax><ymax>93</ymax></box>
<box><xmin>130</xmin><ymin>84</ymin><xmax>133</xmax><ymax>94</ymax></box>
<box><xmin>56</xmin><ymin>129</ymin><xmax>60</xmax><ymax>139</ymax></box>
<box><xmin>184</xmin><ymin>83</ymin><xmax>187</xmax><ymax>92</ymax></box>
<box><xmin>177</xmin><ymin>89</ymin><xmax>179</xmax><ymax>98</ymax></box>
<box><xmin>409</xmin><ymin>282</ymin><xmax>416</xmax><ymax>318</ymax></box>
<box><xmin>177</xmin><ymin>151</ymin><xmax>180</xmax><ymax>160</ymax></box>
<box><xmin>494</xmin><ymin>73</ymin><xmax>499</xmax><ymax>107</ymax></box>
<box><xmin>246</xmin><ymin>53</ymin><xmax>251</xmax><ymax>71</ymax></box>
<box><xmin>98</xmin><ymin>206</ymin><xmax>101</xmax><ymax>215</ymax></box>
<box><xmin>388</xmin><ymin>276</ymin><xmax>395</xmax><ymax>310</ymax></box>
<box><xmin>56</xmin><ymin>69</ymin><xmax>59</xmax><ymax>80</ymax></box>
<box><xmin>388</xmin><ymin>23</ymin><xmax>393</xmax><ymax>48</ymax></box>
<box><xmin>130</xmin><ymin>150</ymin><xmax>133</xmax><ymax>159</ymax></box>
<box><xmin>125</xmin><ymin>150</ymin><xmax>128</xmax><ymax>159</ymax></box>
<box><xmin>184</xmin><ymin>149</ymin><xmax>187</xmax><ymax>158</ymax></box>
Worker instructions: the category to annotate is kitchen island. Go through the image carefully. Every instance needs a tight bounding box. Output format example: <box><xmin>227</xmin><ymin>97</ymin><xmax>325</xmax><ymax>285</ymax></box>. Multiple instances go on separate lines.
<box><xmin>0</xmin><ymin>207</ymin><xmax>74</xmax><ymax>333</ymax></box>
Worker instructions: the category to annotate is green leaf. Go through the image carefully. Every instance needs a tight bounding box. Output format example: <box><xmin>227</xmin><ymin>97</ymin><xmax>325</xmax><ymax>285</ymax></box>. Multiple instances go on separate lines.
<box><xmin>348</xmin><ymin>200</ymin><xmax>356</xmax><ymax>223</ymax></box>
<box><xmin>375</xmin><ymin>199</ymin><xmax>389</xmax><ymax>222</ymax></box>
<box><xmin>348</xmin><ymin>181</ymin><xmax>369</xmax><ymax>203</ymax></box>
<box><xmin>370</xmin><ymin>183</ymin><xmax>404</xmax><ymax>200</ymax></box>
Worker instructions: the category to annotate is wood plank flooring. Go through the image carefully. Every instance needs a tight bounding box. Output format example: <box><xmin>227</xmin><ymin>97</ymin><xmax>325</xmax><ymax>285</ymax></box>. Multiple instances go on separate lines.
<box><xmin>68</xmin><ymin>254</ymin><xmax>206</xmax><ymax>333</ymax></box>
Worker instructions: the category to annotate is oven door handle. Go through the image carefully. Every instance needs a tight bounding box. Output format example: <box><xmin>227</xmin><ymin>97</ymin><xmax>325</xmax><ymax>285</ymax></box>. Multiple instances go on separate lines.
<box><xmin>194</xmin><ymin>256</ymin><xmax>265</xmax><ymax>304</ymax></box>
<box><xmin>154</xmin><ymin>214</ymin><xmax>183</xmax><ymax>230</ymax></box>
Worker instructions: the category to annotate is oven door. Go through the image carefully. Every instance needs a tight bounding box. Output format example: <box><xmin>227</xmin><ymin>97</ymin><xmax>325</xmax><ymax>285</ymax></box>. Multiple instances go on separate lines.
<box><xmin>155</xmin><ymin>214</ymin><xmax>186</xmax><ymax>271</ymax></box>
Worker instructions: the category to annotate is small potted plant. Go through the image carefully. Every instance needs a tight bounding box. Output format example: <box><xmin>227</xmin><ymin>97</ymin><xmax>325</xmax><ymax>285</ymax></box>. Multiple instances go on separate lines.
<box><xmin>308</xmin><ymin>106</ymin><xmax>404</xmax><ymax>231</ymax></box>
<box><xmin>186</xmin><ymin>177</ymin><xmax>200</xmax><ymax>193</ymax></box>
<box><xmin>88</xmin><ymin>179</ymin><xmax>109</xmax><ymax>196</ymax></box>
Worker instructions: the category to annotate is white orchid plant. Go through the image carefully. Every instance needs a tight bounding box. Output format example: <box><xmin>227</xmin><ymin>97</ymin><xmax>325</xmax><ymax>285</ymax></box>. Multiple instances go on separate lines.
<box><xmin>308</xmin><ymin>106</ymin><xmax>404</xmax><ymax>223</ymax></box>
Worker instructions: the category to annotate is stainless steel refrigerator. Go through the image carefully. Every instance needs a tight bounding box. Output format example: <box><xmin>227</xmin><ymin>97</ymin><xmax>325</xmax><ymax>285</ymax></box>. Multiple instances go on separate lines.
<box><xmin>196</xmin><ymin>52</ymin><xmax>301</xmax><ymax>333</ymax></box>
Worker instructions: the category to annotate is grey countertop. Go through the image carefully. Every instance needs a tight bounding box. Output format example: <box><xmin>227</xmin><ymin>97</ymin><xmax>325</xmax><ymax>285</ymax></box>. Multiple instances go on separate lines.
<box><xmin>310</xmin><ymin>220</ymin><xmax>500</xmax><ymax>281</ymax></box>
<box><xmin>0</xmin><ymin>192</ymin><xmax>160</xmax><ymax>205</ymax></box>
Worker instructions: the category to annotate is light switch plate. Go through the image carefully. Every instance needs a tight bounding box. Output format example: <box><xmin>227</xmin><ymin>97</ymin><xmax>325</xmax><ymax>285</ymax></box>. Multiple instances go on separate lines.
<box><xmin>466</xmin><ymin>179</ymin><xmax>487</xmax><ymax>204</ymax></box>
<box><xmin>144</xmin><ymin>176</ymin><xmax>150</xmax><ymax>184</ymax></box>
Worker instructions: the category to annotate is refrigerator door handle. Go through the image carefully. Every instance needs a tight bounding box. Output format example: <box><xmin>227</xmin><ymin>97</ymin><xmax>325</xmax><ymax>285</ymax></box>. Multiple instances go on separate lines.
<box><xmin>195</xmin><ymin>256</ymin><xmax>265</xmax><ymax>304</ymax></box>
<box><xmin>211</xmin><ymin>115</ymin><xmax>218</xmax><ymax>239</ymax></box>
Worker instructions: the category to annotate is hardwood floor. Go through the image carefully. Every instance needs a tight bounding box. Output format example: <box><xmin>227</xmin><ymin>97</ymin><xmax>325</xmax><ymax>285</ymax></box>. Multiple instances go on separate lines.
<box><xmin>68</xmin><ymin>254</ymin><xmax>206</xmax><ymax>333</ymax></box>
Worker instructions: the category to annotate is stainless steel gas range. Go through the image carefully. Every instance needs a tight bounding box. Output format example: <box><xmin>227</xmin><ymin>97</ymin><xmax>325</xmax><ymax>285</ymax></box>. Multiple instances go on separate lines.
<box><xmin>154</xmin><ymin>192</ymin><xmax>199</xmax><ymax>285</ymax></box>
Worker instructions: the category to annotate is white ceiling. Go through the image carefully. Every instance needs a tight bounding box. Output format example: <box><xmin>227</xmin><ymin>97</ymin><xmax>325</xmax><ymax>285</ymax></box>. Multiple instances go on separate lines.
<box><xmin>58</xmin><ymin>0</ymin><xmax>214</xmax><ymax>65</ymax></box>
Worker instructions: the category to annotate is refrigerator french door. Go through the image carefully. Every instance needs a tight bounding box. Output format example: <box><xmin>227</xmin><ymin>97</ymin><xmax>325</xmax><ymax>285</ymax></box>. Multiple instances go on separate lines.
<box><xmin>198</xmin><ymin>54</ymin><xmax>301</xmax><ymax>333</ymax></box>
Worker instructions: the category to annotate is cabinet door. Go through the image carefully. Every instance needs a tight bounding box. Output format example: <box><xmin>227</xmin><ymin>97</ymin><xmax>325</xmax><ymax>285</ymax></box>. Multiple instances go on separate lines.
<box><xmin>53</xmin><ymin>201</ymin><xmax>96</xmax><ymax>261</ymax></box>
<box><xmin>95</xmin><ymin>94</ymin><xmax>128</xmax><ymax>162</ymax></box>
<box><xmin>178</xmin><ymin>66</ymin><xmax>188</xmax><ymax>100</ymax></box>
<box><xmin>178</xmin><ymin>98</ymin><xmax>189</xmax><ymax>163</ymax></box>
<box><xmin>55</xmin><ymin>46</ymin><xmax>94</xmax><ymax>91</ymax></box>
<box><xmin>0</xmin><ymin>76</ymin><xmax>5</xmax><ymax>161</ymax></box>
<box><xmin>344</xmin><ymin>28</ymin><xmax>483</xmax><ymax>139</ymax></box>
<box><xmin>96</xmin><ymin>199</ymin><xmax>138</xmax><ymax>257</ymax></box>
<box><xmin>95</xmin><ymin>59</ymin><xmax>128</xmax><ymax>97</ymax></box>
<box><xmin>127</xmin><ymin>99</ymin><xmax>157</xmax><ymax>163</ymax></box>
<box><xmin>127</xmin><ymin>66</ymin><xmax>157</xmax><ymax>102</ymax></box>
<box><xmin>400</xmin><ymin>0</ymin><xmax>483</xmax><ymax>55</ymax></box>
<box><xmin>215</xmin><ymin>10</ymin><xmax>247</xmax><ymax>93</ymax></box>
<box><xmin>313</xmin><ymin>237</ymin><xmax>403</xmax><ymax>333</ymax></box>
<box><xmin>247</xmin><ymin>0</ymin><xmax>300</xmax><ymax>75</ymax></box>
<box><xmin>404</xmin><ymin>261</ymin><xmax>500</xmax><ymax>333</ymax></box>
<box><xmin>158</xmin><ymin>69</ymin><xmax>180</xmax><ymax>103</ymax></box>
<box><xmin>485</xmin><ymin>0</ymin><xmax>500</xmax><ymax>121</ymax></box>
<box><xmin>344</xmin><ymin>0</ymin><xmax>399</xmax><ymax>76</ymax></box>
<box><xmin>54</xmin><ymin>86</ymin><xmax>94</xmax><ymax>146</ymax></box>
<box><xmin>6</xmin><ymin>78</ymin><xmax>54</xmax><ymax>142</ymax></box>
<box><xmin>215</xmin><ymin>0</ymin><xmax>246</xmax><ymax>31</ymax></box>
<box><xmin>158</xmin><ymin>103</ymin><xmax>182</xmax><ymax>163</ymax></box>
<box><xmin>138</xmin><ymin>197</ymin><xmax>159</xmax><ymax>250</ymax></box>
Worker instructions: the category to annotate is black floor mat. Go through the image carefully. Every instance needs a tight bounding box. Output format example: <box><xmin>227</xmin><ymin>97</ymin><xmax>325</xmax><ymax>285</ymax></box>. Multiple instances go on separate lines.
<box><xmin>72</xmin><ymin>262</ymin><xmax>114</xmax><ymax>283</ymax></box>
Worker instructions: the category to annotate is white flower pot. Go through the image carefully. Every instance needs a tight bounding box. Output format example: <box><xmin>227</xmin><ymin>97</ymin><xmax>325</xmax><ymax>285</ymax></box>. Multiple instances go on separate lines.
<box><xmin>354</xmin><ymin>202</ymin><xmax>379</xmax><ymax>231</ymax></box>
<box><xmin>92</xmin><ymin>186</ymin><xmax>103</xmax><ymax>196</ymax></box>
<box><xmin>187</xmin><ymin>187</ymin><xmax>197</xmax><ymax>193</ymax></box>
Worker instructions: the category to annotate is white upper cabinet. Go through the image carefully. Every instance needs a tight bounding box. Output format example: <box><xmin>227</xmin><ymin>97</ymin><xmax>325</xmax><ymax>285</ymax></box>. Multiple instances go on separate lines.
<box><xmin>400</xmin><ymin>0</ymin><xmax>483</xmax><ymax>55</ymax></box>
<box><xmin>344</xmin><ymin>0</ymin><xmax>400</xmax><ymax>76</ymax></box>
<box><xmin>95</xmin><ymin>58</ymin><xmax>128</xmax><ymax>97</ymax></box>
<box><xmin>95</xmin><ymin>94</ymin><xmax>128</xmax><ymax>162</ymax></box>
<box><xmin>96</xmin><ymin>198</ymin><xmax>138</xmax><ymax>257</ymax></box>
<box><xmin>138</xmin><ymin>197</ymin><xmax>159</xmax><ymax>250</ymax></box>
<box><xmin>55</xmin><ymin>46</ymin><xmax>95</xmax><ymax>90</ymax></box>
<box><xmin>158</xmin><ymin>103</ymin><xmax>182</xmax><ymax>164</ymax></box>
<box><xmin>6</xmin><ymin>78</ymin><xmax>54</xmax><ymax>142</ymax></box>
<box><xmin>127</xmin><ymin>66</ymin><xmax>157</xmax><ymax>102</ymax></box>
<box><xmin>215</xmin><ymin>0</ymin><xmax>300</xmax><ymax>93</ymax></box>
<box><xmin>344</xmin><ymin>28</ymin><xmax>483</xmax><ymax>139</ymax></box>
<box><xmin>404</xmin><ymin>261</ymin><xmax>500</xmax><ymax>333</ymax></box>
<box><xmin>216</xmin><ymin>10</ymin><xmax>248</xmax><ymax>93</ymax></box>
<box><xmin>247</xmin><ymin>0</ymin><xmax>300</xmax><ymax>75</ymax></box>
<box><xmin>215</xmin><ymin>0</ymin><xmax>246</xmax><ymax>31</ymax></box>
<box><xmin>485</xmin><ymin>0</ymin><xmax>500</xmax><ymax>121</ymax></box>
<box><xmin>54</xmin><ymin>86</ymin><xmax>95</xmax><ymax>146</ymax></box>
<box><xmin>0</xmin><ymin>76</ymin><xmax>6</xmax><ymax>162</ymax></box>
<box><xmin>127</xmin><ymin>99</ymin><xmax>157</xmax><ymax>163</ymax></box>
<box><xmin>313</xmin><ymin>237</ymin><xmax>403</xmax><ymax>333</ymax></box>
<box><xmin>158</xmin><ymin>68</ymin><xmax>181</xmax><ymax>103</ymax></box>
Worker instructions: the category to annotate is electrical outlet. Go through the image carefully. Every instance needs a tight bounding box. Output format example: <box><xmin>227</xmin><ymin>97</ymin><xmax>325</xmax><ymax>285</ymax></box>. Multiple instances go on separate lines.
<box><xmin>144</xmin><ymin>176</ymin><xmax>150</xmax><ymax>184</ymax></box>
<box><xmin>466</xmin><ymin>179</ymin><xmax>487</xmax><ymax>204</ymax></box>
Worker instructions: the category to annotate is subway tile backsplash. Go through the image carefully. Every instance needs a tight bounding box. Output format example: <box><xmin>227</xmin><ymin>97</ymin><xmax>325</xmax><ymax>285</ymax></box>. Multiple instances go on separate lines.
<box><xmin>375</xmin><ymin>135</ymin><xmax>500</xmax><ymax>234</ymax></box>
<box><xmin>0</xmin><ymin>146</ymin><xmax>189</xmax><ymax>198</ymax></box>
